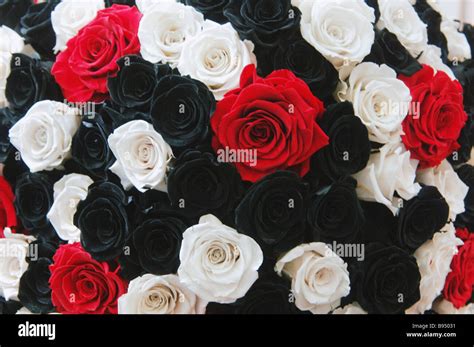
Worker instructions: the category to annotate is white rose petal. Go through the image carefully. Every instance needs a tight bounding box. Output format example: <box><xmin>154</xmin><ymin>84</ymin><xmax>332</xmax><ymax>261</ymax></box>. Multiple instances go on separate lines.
<box><xmin>406</xmin><ymin>223</ymin><xmax>463</xmax><ymax>314</ymax></box>
<box><xmin>108</xmin><ymin>120</ymin><xmax>173</xmax><ymax>192</ymax></box>
<box><xmin>118</xmin><ymin>274</ymin><xmax>206</xmax><ymax>314</ymax></box>
<box><xmin>51</xmin><ymin>0</ymin><xmax>105</xmax><ymax>53</ymax></box>
<box><xmin>433</xmin><ymin>298</ymin><xmax>474</xmax><ymax>314</ymax></box>
<box><xmin>136</xmin><ymin>0</ymin><xmax>176</xmax><ymax>13</ymax></box>
<box><xmin>178</xmin><ymin>214</ymin><xmax>263</xmax><ymax>304</ymax></box>
<box><xmin>275</xmin><ymin>242</ymin><xmax>350</xmax><ymax>314</ymax></box>
<box><xmin>353</xmin><ymin>143</ymin><xmax>421</xmax><ymax>215</ymax></box>
<box><xmin>417</xmin><ymin>160</ymin><xmax>468</xmax><ymax>221</ymax></box>
<box><xmin>418</xmin><ymin>44</ymin><xmax>457</xmax><ymax>80</ymax></box>
<box><xmin>9</xmin><ymin>100</ymin><xmax>81</xmax><ymax>172</ymax></box>
<box><xmin>336</xmin><ymin>62</ymin><xmax>411</xmax><ymax>144</ymax></box>
<box><xmin>178</xmin><ymin>21</ymin><xmax>256</xmax><ymax>100</ymax></box>
<box><xmin>0</xmin><ymin>229</ymin><xmax>36</xmax><ymax>301</ymax></box>
<box><xmin>441</xmin><ymin>18</ymin><xmax>472</xmax><ymax>63</ymax></box>
<box><xmin>295</xmin><ymin>0</ymin><xmax>375</xmax><ymax>79</ymax></box>
<box><xmin>138</xmin><ymin>2</ymin><xmax>204</xmax><ymax>68</ymax></box>
<box><xmin>47</xmin><ymin>173</ymin><xmax>94</xmax><ymax>243</ymax></box>
<box><xmin>377</xmin><ymin>0</ymin><xmax>428</xmax><ymax>57</ymax></box>
<box><xmin>332</xmin><ymin>302</ymin><xmax>367</xmax><ymax>314</ymax></box>
<box><xmin>0</xmin><ymin>25</ymin><xmax>24</xmax><ymax>107</ymax></box>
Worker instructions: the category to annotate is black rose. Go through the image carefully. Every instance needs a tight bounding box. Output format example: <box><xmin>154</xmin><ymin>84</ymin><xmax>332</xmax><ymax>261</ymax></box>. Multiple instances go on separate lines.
<box><xmin>448</xmin><ymin>113</ymin><xmax>473</xmax><ymax>165</ymax></box>
<box><xmin>462</xmin><ymin>23</ymin><xmax>474</xmax><ymax>59</ymax></box>
<box><xmin>223</xmin><ymin>0</ymin><xmax>301</xmax><ymax>49</ymax></box>
<box><xmin>167</xmin><ymin>150</ymin><xmax>245</xmax><ymax>224</ymax></box>
<box><xmin>235</xmin><ymin>171</ymin><xmax>309</xmax><ymax>258</ymax></box>
<box><xmin>74</xmin><ymin>181</ymin><xmax>131</xmax><ymax>261</ymax></box>
<box><xmin>270</xmin><ymin>33</ymin><xmax>339</xmax><ymax>102</ymax></box>
<box><xmin>20</xmin><ymin>1</ymin><xmax>59</xmax><ymax>60</ymax></box>
<box><xmin>6</xmin><ymin>53</ymin><xmax>62</xmax><ymax>115</ymax></box>
<box><xmin>395</xmin><ymin>186</ymin><xmax>449</xmax><ymax>252</ymax></box>
<box><xmin>179</xmin><ymin>0</ymin><xmax>231</xmax><ymax>23</ymax></box>
<box><xmin>100</xmin><ymin>102</ymin><xmax>150</xmax><ymax>129</ymax></box>
<box><xmin>150</xmin><ymin>74</ymin><xmax>214</xmax><ymax>153</ymax></box>
<box><xmin>307</xmin><ymin>177</ymin><xmax>365</xmax><ymax>245</ymax></box>
<box><xmin>364</xmin><ymin>29</ymin><xmax>422</xmax><ymax>76</ymax></box>
<box><xmin>0</xmin><ymin>108</ymin><xmax>21</xmax><ymax>163</ymax></box>
<box><xmin>0</xmin><ymin>0</ymin><xmax>30</xmax><ymax>32</ymax></box>
<box><xmin>452</xmin><ymin>59</ymin><xmax>474</xmax><ymax>112</ymax></box>
<box><xmin>365</xmin><ymin>0</ymin><xmax>380</xmax><ymax>23</ymax></box>
<box><xmin>71</xmin><ymin>112</ymin><xmax>115</xmax><ymax>179</ymax></box>
<box><xmin>455</xmin><ymin>164</ymin><xmax>474</xmax><ymax>232</ymax></box>
<box><xmin>310</xmin><ymin>102</ymin><xmax>370</xmax><ymax>183</ymax></box>
<box><xmin>0</xmin><ymin>296</ymin><xmax>22</xmax><ymax>314</ymax></box>
<box><xmin>350</xmin><ymin>243</ymin><xmax>421</xmax><ymax>314</ymax></box>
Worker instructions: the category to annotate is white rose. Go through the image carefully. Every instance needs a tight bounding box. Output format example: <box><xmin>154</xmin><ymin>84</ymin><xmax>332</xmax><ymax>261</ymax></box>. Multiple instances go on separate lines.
<box><xmin>0</xmin><ymin>25</ymin><xmax>24</xmax><ymax>107</ymax></box>
<box><xmin>178</xmin><ymin>214</ymin><xmax>263</xmax><ymax>304</ymax></box>
<box><xmin>441</xmin><ymin>18</ymin><xmax>472</xmax><ymax>63</ymax></box>
<box><xmin>0</xmin><ymin>229</ymin><xmax>36</xmax><ymax>301</ymax></box>
<box><xmin>275</xmin><ymin>242</ymin><xmax>350</xmax><ymax>314</ymax></box>
<box><xmin>336</xmin><ymin>62</ymin><xmax>411</xmax><ymax>144</ymax></box>
<box><xmin>138</xmin><ymin>2</ymin><xmax>204</xmax><ymax>68</ymax></box>
<box><xmin>332</xmin><ymin>302</ymin><xmax>367</xmax><ymax>314</ymax></box>
<box><xmin>47</xmin><ymin>173</ymin><xmax>94</xmax><ymax>243</ymax></box>
<box><xmin>406</xmin><ymin>223</ymin><xmax>463</xmax><ymax>314</ymax></box>
<box><xmin>433</xmin><ymin>298</ymin><xmax>474</xmax><ymax>314</ymax></box>
<box><xmin>0</xmin><ymin>52</ymin><xmax>11</xmax><ymax>108</ymax></box>
<box><xmin>418</xmin><ymin>44</ymin><xmax>456</xmax><ymax>80</ymax></box>
<box><xmin>51</xmin><ymin>0</ymin><xmax>105</xmax><ymax>53</ymax></box>
<box><xmin>178</xmin><ymin>21</ymin><xmax>256</xmax><ymax>100</ymax></box>
<box><xmin>353</xmin><ymin>143</ymin><xmax>421</xmax><ymax>215</ymax></box>
<box><xmin>417</xmin><ymin>160</ymin><xmax>468</xmax><ymax>220</ymax></box>
<box><xmin>118</xmin><ymin>274</ymin><xmax>206</xmax><ymax>314</ymax></box>
<box><xmin>377</xmin><ymin>0</ymin><xmax>428</xmax><ymax>57</ymax></box>
<box><xmin>295</xmin><ymin>0</ymin><xmax>375</xmax><ymax>79</ymax></box>
<box><xmin>108</xmin><ymin>120</ymin><xmax>173</xmax><ymax>192</ymax></box>
<box><xmin>9</xmin><ymin>100</ymin><xmax>81</xmax><ymax>172</ymax></box>
<box><xmin>136</xmin><ymin>0</ymin><xmax>176</xmax><ymax>13</ymax></box>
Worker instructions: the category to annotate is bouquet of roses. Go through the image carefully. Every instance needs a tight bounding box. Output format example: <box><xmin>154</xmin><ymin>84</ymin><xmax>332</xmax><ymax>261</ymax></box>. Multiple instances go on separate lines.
<box><xmin>0</xmin><ymin>0</ymin><xmax>473</xmax><ymax>315</ymax></box>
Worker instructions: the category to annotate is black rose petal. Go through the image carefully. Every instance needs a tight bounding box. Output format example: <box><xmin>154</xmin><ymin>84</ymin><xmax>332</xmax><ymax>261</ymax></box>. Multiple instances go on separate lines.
<box><xmin>100</xmin><ymin>102</ymin><xmax>151</xmax><ymax>130</ymax></box>
<box><xmin>105</xmin><ymin>0</ymin><xmax>135</xmax><ymax>5</ymax></box>
<box><xmin>448</xmin><ymin>112</ymin><xmax>473</xmax><ymax>165</ymax></box>
<box><xmin>365</xmin><ymin>0</ymin><xmax>380</xmax><ymax>23</ymax></box>
<box><xmin>179</xmin><ymin>0</ymin><xmax>231</xmax><ymax>24</ymax></box>
<box><xmin>6</xmin><ymin>53</ymin><xmax>62</xmax><ymax>115</ymax></box>
<box><xmin>0</xmin><ymin>0</ymin><xmax>30</xmax><ymax>32</ymax></box>
<box><xmin>462</xmin><ymin>23</ymin><xmax>474</xmax><ymax>59</ymax></box>
<box><xmin>360</xmin><ymin>200</ymin><xmax>398</xmax><ymax>245</ymax></box>
<box><xmin>0</xmin><ymin>107</ymin><xmax>21</xmax><ymax>163</ymax></box>
<box><xmin>2</xmin><ymin>147</ymin><xmax>29</xmax><ymax>189</ymax></box>
<box><xmin>74</xmin><ymin>181</ymin><xmax>131</xmax><ymax>261</ymax></box>
<box><xmin>394</xmin><ymin>186</ymin><xmax>449</xmax><ymax>252</ymax></box>
<box><xmin>455</xmin><ymin>164</ymin><xmax>474</xmax><ymax>232</ymax></box>
<box><xmin>235</xmin><ymin>171</ymin><xmax>309</xmax><ymax>258</ymax></box>
<box><xmin>0</xmin><ymin>296</ymin><xmax>22</xmax><ymax>314</ymax></box>
<box><xmin>452</xmin><ymin>59</ymin><xmax>474</xmax><ymax>113</ymax></box>
<box><xmin>18</xmin><ymin>257</ymin><xmax>54</xmax><ymax>314</ymax></box>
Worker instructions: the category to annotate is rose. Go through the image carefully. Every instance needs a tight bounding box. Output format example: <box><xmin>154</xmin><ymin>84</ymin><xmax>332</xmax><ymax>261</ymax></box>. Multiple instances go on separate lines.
<box><xmin>51</xmin><ymin>0</ymin><xmax>105</xmax><ymax>53</ymax></box>
<box><xmin>418</xmin><ymin>45</ymin><xmax>456</xmax><ymax>80</ymax></box>
<box><xmin>0</xmin><ymin>108</ymin><xmax>20</xmax><ymax>163</ymax></box>
<box><xmin>417</xmin><ymin>160</ymin><xmax>469</xmax><ymax>221</ymax></box>
<box><xmin>49</xmin><ymin>243</ymin><xmax>128</xmax><ymax>314</ymax></box>
<box><xmin>452</xmin><ymin>59</ymin><xmax>474</xmax><ymax>112</ymax></box>
<box><xmin>443</xmin><ymin>228</ymin><xmax>474</xmax><ymax>308</ymax></box>
<box><xmin>178</xmin><ymin>21</ymin><xmax>256</xmax><ymax>100</ymax></box>
<box><xmin>179</xmin><ymin>0</ymin><xmax>230</xmax><ymax>23</ymax></box>
<box><xmin>406</xmin><ymin>223</ymin><xmax>463</xmax><ymax>314</ymax></box>
<box><xmin>167</xmin><ymin>150</ymin><xmax>244</xmax><ymax>222</ymax></box>
<box><xmin>51</xmin><ymin>4</ymin><xmax>142</xmax><ymax>102</ymax></box>
<box><xmin>376</xmin><ymin>0</ymin><xmax>428</xmax><ymax>58</ymax></box>
<box><xmin>138</xmin><ymin>1</ymin><xmax>204</xmax><ymax>68</ymax></box>
<box><xmin>19</xmin><ymin>1</ymin><xmax>59</xmax><ymax>60</ymax></box>
<box><xmin>0</xmin><ymin>296</ymin><xmax>22</xmax><ymax>314</ymax></box>
<box><xmin>455</xmin><ymin>164</ymin><xmax>474</xmax><ymax>232</ymax></box>
<box><xmin>9</xmin><ymin>100</ymin><xmax>81</xmax><ymax>173</ymax></box>
<box><xmin>136</xmin><ymin>0</ymin><xmax>177</xmax><ymax>13</ymax></box>
<box><xmin>5</xmin><ymin>54</ymin><xmax>62</xmax><ymax>114</ymax></box>
<box><xmin>364</xmin><ymin>29</ymin><xmax>422</xmax><ymax>76</ymax></box>
<box><xmin>351</xmin><ymin>242</ymin><xmax>421</xmax><ymax>314</ymax></box>
<box><xmin>400</xmin><ymin>64</ymin><xmax>467</xmax><ymax>168</ymax></box>
<box><xmin>0</xmin><ymin>229</ymin><xmax>35</xmax><ymax>301</ymax></box>
<box><xmin>108</xmin><ymin>120</ymin><xmax>174</xmax><ymax>192</ymax></box>
<box><xmin>310</xmin><ymin>102</ymin><xmax>370</xmax><ymax>183</ymax></box>
<box><xmin>336</xmin><ymin>62</ymin><xmax>411</xmax><ymax>145</ymax></box>
<box><xmin>295</xmin><ymin>0</ymin><xmax>375</xmax><ymax>78</ymax></box>
<box><xmin>0</xmin><ymin>25</ymin><xmax>24</xmax><ymax>107</ymax></box>
<box><xmin>0</xmin><ymin>0</ymin><xmax>30</xmax><ymax>32</ymax></box>
<box><xmin>352</xmin><ymin>143</ymin><xmax>421</xmax><ymax>215</ymax></box>
<box><xmin>433</xmin><ymin>299</ymin><xmax>474</xmax><ymax>314</ymax></box>
<box><xmin>275</xmin><ymin>242</ymin><xmax>350</xmax><ymax>314</ymax></box>
<box><xmin>150</xmin><ymin>74</ymin><xmax>215</xmax><ymax>152</ymax></box>
<box><xmin>211</xmin><ymin>64</ymin><xmax>328</xmax><ymax>182</ymax></box>
<box><xmin>118</xmin><ymin>274</ymin><xmax>206</xmax><ymax>314</ymax></box>
<box><xmin>74</xmin><ymin>181</ymin><xmax>130</xmax><ymax>261</ymax></box>
<box><xmin>178</xmin><ymin>214</ymin><xmax>263</xmax><ymax>303</ymax></box>
<box><xmin>235</xmin><ymin>171</ymin><xmax>309</xmax><ymax>258</ymax></box>
<box><xmin>0</xmin><ymin>176</ymin><xmax>17</xmax><ymax>238</ymax></box>
<box><xmin>47</xmin><ymin>174</ymin><xmax>94</xmax><ymax>243</ymax></box>
<box><xmin>463</xmin><ymin>23</ymin><xmax>474</xmax><ymax>58</ymax></box>
<box><xmin>447</xmin><ymin>115</ymin><xmax>473</xmax><ymax>166</ymax></box>
<box><xmin>441</xmin><ymin>19</ymin><xmax>472</xmax><ymax>63</ymax></box>
<box><xmin>100</xmin><ymin>103</ymin><xmax>151</xmax><ymax>129</ymax></box>
<box><xmin>307</xmin><ymin>177</ymin><xmax>365</xmax><ymax>245</ymax></box>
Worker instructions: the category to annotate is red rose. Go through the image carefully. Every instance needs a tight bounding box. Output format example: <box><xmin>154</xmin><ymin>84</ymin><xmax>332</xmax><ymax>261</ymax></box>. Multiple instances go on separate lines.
<box><xmin>49</xmin><ymin>243</ymin><xmax>128</xmax><ymax>314</ymax></box>
<box><xmin>0</xmin><ymin>176</ymin><xmax>17</xmax><ymax>238</ymax></box>
<box><xmin>51</xmin><ymin>5</ymin><xmax>142</xmax><ymax>102</ymax></box>
<box><xmin>399</xmin><ymin>64</ymin><xmax>467</xmax><ymax>169</ymax></box>
<box><xmin>443</xmin><ymin>228</ymin><xmax>474</xmax><ymax>308</ymax></box>
<box><xmin>211</xmin><ymin>64</ymin><xmax>329</xmax><ymax>182</ymax></box>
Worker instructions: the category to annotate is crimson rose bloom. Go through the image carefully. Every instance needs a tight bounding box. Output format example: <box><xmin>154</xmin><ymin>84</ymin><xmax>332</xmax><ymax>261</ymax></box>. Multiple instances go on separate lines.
<box><xmin>51</xmin><ymin>5</ymin><xmax>142</xmax><ymax>102</ymax></box>
<box><xmin>49</xmin><ymin>243</ymin><xmax>128</xmax><ymax>314</ymax></box>
<box><xmin>211</xmin><ymin>64</ymin><xmax>328</xmax><ymax>182</ymax></box>
<box><xmin>399</xmin><ymin>64</ymin><xmax>467</xmax><ymax>168</ymax></box>
<box><xmin>443</xmin><ymin>228</ymin><xmax>474</xmax><ymax>308</ymax></box>
<box><xmin>0</xmin><ymin>176</ymin><xmax>16</xmax><ymax>238</ymax></box>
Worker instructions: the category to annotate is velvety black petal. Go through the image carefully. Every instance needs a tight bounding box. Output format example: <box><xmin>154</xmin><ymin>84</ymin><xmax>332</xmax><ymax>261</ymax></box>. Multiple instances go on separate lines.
<box><xmin>0</xmin><ymin>108</ymin><xmax>21</xmax><ymax>163</ymax></box>
<box><xmin>455</xmin><ymin>164</ymin><xmax>474</xmax><ymax>232</ymax></box>
<box><xmin>18</xmin><ymin>257</ymin><xmax>54</xmax><ymax>313</ymax></box>
<box><xmin>0</xmin><ymin>0</ymin><xmax>30</xmax><ymax>32</ymax></box>
<box><xmin>179</xmin><ymin>0</ymin><xmax>231</xmax><ymax>23</ymax></box>
<box><xmin>0</xmin><ymin>296</ymin><xmax>22</xmax><ymax>314</ymax></box>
